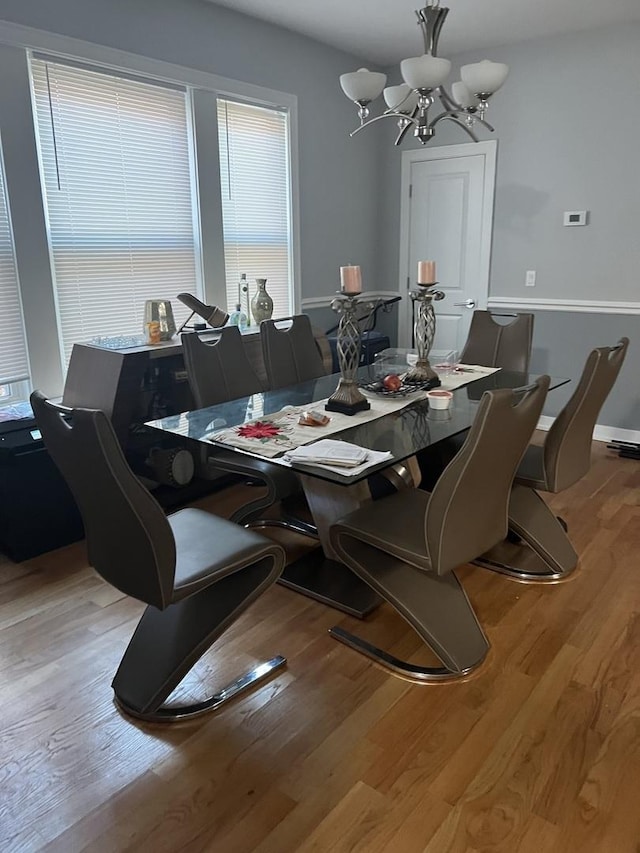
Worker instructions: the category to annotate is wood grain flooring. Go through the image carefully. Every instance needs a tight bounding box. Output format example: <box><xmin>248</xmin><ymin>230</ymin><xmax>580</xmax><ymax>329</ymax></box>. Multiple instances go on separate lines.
<box><xmin>1</xmin><ymin>439</ymin><xmax>639</xmax><ymax>852</ymax></box>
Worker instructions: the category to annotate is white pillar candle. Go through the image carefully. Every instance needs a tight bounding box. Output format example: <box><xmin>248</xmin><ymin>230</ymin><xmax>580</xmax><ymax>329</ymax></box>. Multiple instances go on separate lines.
<box><xmin>417</xmin><ymin>260</ymin><xmax>436</xmax><ymax>284</ymax></box>
<box><xmin>340</xmin><ymin>265</ymin><xmax>362</xmax><ymax>294</ymax></box>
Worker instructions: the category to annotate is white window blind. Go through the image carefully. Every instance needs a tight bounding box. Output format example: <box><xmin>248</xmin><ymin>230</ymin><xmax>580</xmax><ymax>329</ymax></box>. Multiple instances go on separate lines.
<box><xmin>0</xmin><ymin>149</ymin><xmax>29</xmax><ymax>386</ymax></box>
<box><xmin>30</xmin><ymin>57</ymin><xmax>201</xmax><ymax>362</ymax></box>
<box><xmin>217</xmin><ymin>99</ymin><xmax>293</xmax><ymax>320</ymax></box>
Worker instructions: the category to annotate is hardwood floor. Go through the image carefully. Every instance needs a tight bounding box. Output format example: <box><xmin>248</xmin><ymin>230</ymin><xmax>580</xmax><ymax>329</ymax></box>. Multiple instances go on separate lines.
<box><xmin>1</xmin><ymin>440</ymin><xmax>639</xmax><ymax>852</ymax></box>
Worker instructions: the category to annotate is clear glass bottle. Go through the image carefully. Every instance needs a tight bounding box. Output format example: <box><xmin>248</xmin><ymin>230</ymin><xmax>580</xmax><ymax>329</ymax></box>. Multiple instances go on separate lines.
<box><xmin>227</xmin><ymin>302</ymin><xmax>248</xmax><ymax>330</ymax></box>
<box><xmin>239</xmin><ymin>273</ymin><xmax>249</xmax><ymax>323</ymax></box>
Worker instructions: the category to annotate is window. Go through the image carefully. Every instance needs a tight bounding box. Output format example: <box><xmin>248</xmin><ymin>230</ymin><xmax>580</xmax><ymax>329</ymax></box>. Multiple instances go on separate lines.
<box><xmin>30</xmin><ymin>58</ymin><xmax>202</xmax><ymax>362</ymax></box>
<box><xmin>0</xmin><ymin>145</ymin><xmax>29</xmax><ymax>393</ymax></box>
<box><xmin>0</xmin><ymin>37</ymin><xmax>299</xmax><ymax>395</ymax></box>
<box><xmin>218</xmin><ymin>99</ymin><xmax>293</xmax><ymax>320</ymax></box>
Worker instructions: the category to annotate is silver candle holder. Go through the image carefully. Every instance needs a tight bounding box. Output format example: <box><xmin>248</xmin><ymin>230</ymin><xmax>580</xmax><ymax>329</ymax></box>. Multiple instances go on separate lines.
<box><xmin>325</xmin><ymin>292</ymin><xmax>373</xmax><ymax>415</ymax></box>
<box><xmin>405</xmin><ymin>282</ymin><xmax>445</xmax><ymax>385</ymax></box>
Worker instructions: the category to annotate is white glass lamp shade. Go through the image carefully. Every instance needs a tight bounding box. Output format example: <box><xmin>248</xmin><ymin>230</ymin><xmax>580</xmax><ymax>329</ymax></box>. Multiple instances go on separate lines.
<box><xmin>340</xmin><ymin>68</ymin><xmax>387</xmax><ymax>103</ymax></box>
<box><xmin>460</xmin><ymin>60</ymin><xmax>509</xmax><ymax>95</ymax></box>
<box><xmin>451</xmin><ymin>81</ymin><xmax>476</xmax><ymax>108</ymax></box>
<box><xmin>400</xmin><ymin>55</ymin><xmax>451</xmax><ymax>91</ymax></box>
<box><xmin>383</xmin><ymin>84</ymin><xmax>420</xmax><ymax>113</ymax></box>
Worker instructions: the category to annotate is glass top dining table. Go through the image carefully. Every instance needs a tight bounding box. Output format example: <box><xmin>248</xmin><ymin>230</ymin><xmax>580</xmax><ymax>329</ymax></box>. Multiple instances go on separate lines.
<box><xmin>146</xmin><ymin>367</ymin><xmax>569</xmax><ymax>485</ymax></box>
<box><xmin>146</xmin><ymin>366</ymin><xmax>569</xmax><ymax>618</ymax></box>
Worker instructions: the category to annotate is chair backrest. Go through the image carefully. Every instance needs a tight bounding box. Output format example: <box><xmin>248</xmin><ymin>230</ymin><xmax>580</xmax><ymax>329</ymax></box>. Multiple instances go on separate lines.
<box><xmin>425</xmin><ymin>375</ymin><xmax>550</xmax><ymax>575</ymax></box>
<box><xmin>460</xmin><ymin>311</ymin><xmax>534</xmax><ymax>372</ymax></box>
<box><xmin>542</xmin><ymin>338</ymin><xmax>628</xmax><ymax>492</ymax></box>
<box><xmin>261</xmin><ymin>314</ymin><xmax>327</xmax><ymax>389</ymax></box>
<box><xmin>182</xmin><ymin>327</ymin><xmax>264</xmax><ymax>408</ymax></box>
<box><xmin>30</xmin><ymin>391</ymin><xmax>175</xmax><ymax>609</ymax></box>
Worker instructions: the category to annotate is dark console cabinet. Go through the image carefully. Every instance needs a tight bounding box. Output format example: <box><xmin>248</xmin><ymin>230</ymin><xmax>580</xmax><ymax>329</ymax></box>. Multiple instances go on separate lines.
<box><xmin>0</xmin><ymin>419</ymin><xmax>84</xmax><ymax>561</ymax></box>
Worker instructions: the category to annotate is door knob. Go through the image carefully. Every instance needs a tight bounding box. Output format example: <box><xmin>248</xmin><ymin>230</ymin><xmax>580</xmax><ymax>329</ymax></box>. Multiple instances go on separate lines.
<box><xmin>453</xmin><ymin>299</ymin><xmax>476</xmax><ymax>309</ymax></box>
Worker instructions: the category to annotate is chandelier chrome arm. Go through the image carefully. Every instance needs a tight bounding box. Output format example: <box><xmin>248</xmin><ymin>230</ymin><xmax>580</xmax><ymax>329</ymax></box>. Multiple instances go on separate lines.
<box><xmin>350</xmin><ymin>102</ymin><xmax>494</xmax><ymax>147</ymax></box>
<box><xmin>431</xmin><ymin>108</ymin><xmax>495</xmax><ymax>134</ymax></box>
<box><xmin>394</xmin><ymin>113</ymin><xmax>418</xmax><ymax>146</ymax></box>
<box><xmin>438</xmin><ymin>84</ymin><xmax>495</xmax><ymax>132</ymax></box>
<box><xmin>349</xmin><ymin>111</ymin><xmax>420</xmax><ymax>138</ymax></box>
<box><xmin>468</xmin><ymin>114</ymin><xmax>495</xmax><ymax>133</ymax></box>
<box><xmin>430</xmin><ymin>111</ymin><xmax>480</xmax><ymax>142</ymax></box>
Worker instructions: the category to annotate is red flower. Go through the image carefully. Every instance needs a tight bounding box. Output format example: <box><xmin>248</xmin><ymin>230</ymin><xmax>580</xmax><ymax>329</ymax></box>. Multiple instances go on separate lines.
<box><xmin>237</xmin><ymin>421</ymin><xmax>282</xmax><ymax>440</ymax></box>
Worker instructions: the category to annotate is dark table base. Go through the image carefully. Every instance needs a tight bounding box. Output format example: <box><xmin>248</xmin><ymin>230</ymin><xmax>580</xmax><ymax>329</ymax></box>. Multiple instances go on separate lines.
<box><xmin>278</xmin><ymin>550</ymin><xmax>382</xmax><ymax>618</ymax></box>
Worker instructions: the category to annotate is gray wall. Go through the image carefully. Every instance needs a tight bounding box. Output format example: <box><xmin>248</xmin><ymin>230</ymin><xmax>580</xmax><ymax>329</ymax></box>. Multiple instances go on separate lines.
<box><xmin>378</xmin><ymin>22</ymin><xmax>640</xmax><ymax>431</ymax></box>
<box><xmin>0</xmin><ymin>0</ymin><xmax>383</xmax><ymax>303</ymax></box>
<box><xmin>379</xmin><ymin>22</ymin><xmax>640</xmax><ymax>300</ymax></box>
<box><xmin>529</xmin><ymin>313</ymin><xmax>637</xmax><ymax>432</ymax></box>
<box><xmin>468</xmin><ymin>23</ymin><xmax>640</xmax><ymax>302</ymax></box>
<box><xmin>1</xmin><ymin>2</ymin><xmax>637</xmax><ymax>429</ymax></box>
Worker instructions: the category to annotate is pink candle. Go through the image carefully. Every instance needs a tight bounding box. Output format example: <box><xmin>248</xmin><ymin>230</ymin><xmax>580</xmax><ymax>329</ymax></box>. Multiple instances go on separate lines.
<box><xmin>417</xmin><ymin>260</ymin><xmax>436</xmax><ymax>284</ymax></box>
<box><xmin>340</xmin><ymin>265</ymin><xmax>362</xmax><ymax>294</ymax></box>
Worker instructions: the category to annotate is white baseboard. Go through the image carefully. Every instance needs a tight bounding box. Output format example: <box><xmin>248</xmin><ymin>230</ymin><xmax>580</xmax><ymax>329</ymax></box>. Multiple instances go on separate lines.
<box><xmin>592</xmin><ymin>424</ymin><xmax>640</xmax><ymax>444</ymax></box>
<box><xmin>536</xmin><ymin>415</ymin><xmax>556</xmax><ymax>432</ymax></box>
<box><xmin>537</xmin><ymin>415</ymin><xmax>640</xmax><ymax>445</ymax></box>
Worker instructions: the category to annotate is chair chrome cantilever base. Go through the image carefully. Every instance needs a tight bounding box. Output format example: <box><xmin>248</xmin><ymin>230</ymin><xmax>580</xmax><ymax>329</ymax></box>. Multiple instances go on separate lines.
<box><xmin>113</xmin><ymin>655</ymin><xmax>286</xmax><ymax>723</ymax></box>
<box><xmin>329</xmin><ymin>627</ymin><xmax>483</xmax><ymax>683</ymax></box>
<box><xmin>474</xmin><ymin>483</ymin><xmax>578</xmax><ymax>583</ymax></box>
<box><xmin>472</xmin><ymin>552</ymin><xmax>575</xmax><ymax>583</ymax></box>
<box><xmin>248</xmin><ymin>516</ymin><xmax>318</xmax><ymax>539</ymax></box>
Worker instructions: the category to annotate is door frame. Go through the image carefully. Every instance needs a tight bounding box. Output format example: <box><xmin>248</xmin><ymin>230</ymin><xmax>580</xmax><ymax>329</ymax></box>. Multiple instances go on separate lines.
<box><xmin>397</xmin><ymin>140</ymin><xmax>497</xmax><ymax>345</ymax></box>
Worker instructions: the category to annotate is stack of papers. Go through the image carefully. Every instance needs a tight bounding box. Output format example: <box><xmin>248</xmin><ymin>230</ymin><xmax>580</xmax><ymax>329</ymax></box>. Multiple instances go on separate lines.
<box><xmin>285</xmin><ymin>439</ymin><xmax>368</xmax><ymax>467</ymax></box>
<box><xmin>284</xmin><ymin>439</ymin><xmax>393</xmax><ymax>476</ymax></box>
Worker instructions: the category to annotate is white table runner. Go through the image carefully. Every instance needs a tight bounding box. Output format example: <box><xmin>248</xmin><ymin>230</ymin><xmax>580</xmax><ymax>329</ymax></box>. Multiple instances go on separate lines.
<box><xmin>205</xmin><ymin>364</ymin><xmax>500</xmax><ymax>459</ymax></box>
<box><xmin>439</xmin><ymin>364</ymin><xmax>501</xmax><ymax>391</ymax></box>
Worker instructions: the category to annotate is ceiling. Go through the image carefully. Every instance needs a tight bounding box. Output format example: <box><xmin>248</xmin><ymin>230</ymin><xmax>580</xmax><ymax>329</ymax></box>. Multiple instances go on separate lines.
<box><xmin>205</xmin><ymin>0</ymin><xmax>640</xmax><ymax>66</ymax></box>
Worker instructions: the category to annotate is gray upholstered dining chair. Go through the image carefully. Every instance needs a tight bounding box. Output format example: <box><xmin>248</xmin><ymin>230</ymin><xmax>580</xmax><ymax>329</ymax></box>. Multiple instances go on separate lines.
<box><xmin>477</xmin><ymin>337</ymin><xmax>629</xmax><ymax>581</ymax></box>
<box><xmin>31</xmin><ymin>391</ymin><xmax>286</xmax><ymax>723</ymax></box>
<box><xmin>460</xmin><ymin>310</ymin><xmax>534</xmax><ymax>373</ymax></box>
<box><xmin>329</xmin><ymin>376</ymin><xmax>550</xmax><ymax>681</ymax></box>
<box><xmin>261</xmin><ymin>314</ymin><xmax>328</xmax><ymax>389</ymax></box>
<box><xmin>182</xmin><ymin>325</ymin><xmax>265</xmax><ymax>408</ymax></box>
<box><xmin>417</xmin><ymin>309</ymin><xmax>535</xmax><ymax>489</ymax></box>
<box><xmin>181</xmin><ymin>328</ymin><xmax>316</xmax><ymax>537</ymax></box>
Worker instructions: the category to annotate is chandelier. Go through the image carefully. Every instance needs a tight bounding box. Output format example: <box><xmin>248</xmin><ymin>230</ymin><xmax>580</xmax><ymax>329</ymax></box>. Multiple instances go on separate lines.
<box><xmin>339</xmin><ymin>1</ymin><xmax>508</xmax><ymax>146</ymax></box>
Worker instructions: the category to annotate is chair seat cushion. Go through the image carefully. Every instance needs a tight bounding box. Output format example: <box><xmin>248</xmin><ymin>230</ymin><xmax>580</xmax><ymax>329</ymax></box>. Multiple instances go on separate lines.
<box><xmin>332</xmin><ymin>487</ymin><xmax>432</xmax><ymax>572</ymax></box>
<box><xmin>515</xmin><ymin>444</ymin><xmax>547</xmax><ymax>490</ymax></box>
<box><xmin>169</xmin><ymin>508</ymin><xmax>281</xmax><ymax>601</ymax></box>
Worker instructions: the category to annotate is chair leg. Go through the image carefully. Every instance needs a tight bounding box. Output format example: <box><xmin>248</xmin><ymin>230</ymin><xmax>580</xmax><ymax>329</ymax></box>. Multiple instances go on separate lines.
<box><xmin>247</xmin><ymin>516</ymin><xmax>318</xmax><ymax>538</ymax></box>
<box><xmin>212</xmin><ymin>457</ymin><xmax>319</xmax><ymax>538</ymax></box>
<box><xmin>227</xmin><ymin>478</ymin><xmax>279</xmax><ymax>526</ymax></box>
<box><xmin>329</xmin><ymin>534</ymin><xmax>489</xmax><ymax>681</ymax></box>
<box><xmin>112</xmin><ymin>556</ymin><xmax>284</xmax><ymax>722</ymax></box>
<box><xmin>474</xmin><ymin>484</ymin><xmax>578</xmax><ymax>582</ymax></box>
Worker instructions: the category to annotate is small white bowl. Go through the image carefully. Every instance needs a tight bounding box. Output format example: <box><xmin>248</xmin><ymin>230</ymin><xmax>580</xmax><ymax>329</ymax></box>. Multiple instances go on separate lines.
<box><xmin>426</xmin><ymin>389</ymin><xmax>453</xmax><ymax>410</ymax></box>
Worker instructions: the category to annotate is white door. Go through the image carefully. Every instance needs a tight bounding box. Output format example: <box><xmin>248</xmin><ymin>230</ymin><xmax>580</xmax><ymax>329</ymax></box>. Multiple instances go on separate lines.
<box><xmin>398</xmin><ymin>141</ymin><xmax>497</xmax><ymax>356</ymax></box>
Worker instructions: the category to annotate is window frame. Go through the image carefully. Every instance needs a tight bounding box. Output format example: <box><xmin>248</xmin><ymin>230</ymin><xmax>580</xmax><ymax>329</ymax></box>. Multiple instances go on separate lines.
<box><xmin>0</xmin><ymin>21</ymin><xmax>301</xmax><ymax>397</ymax></box>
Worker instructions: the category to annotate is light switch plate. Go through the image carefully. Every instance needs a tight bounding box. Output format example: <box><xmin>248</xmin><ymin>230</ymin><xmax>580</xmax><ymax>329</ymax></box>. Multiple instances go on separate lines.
<box><xmin>563</xmin><ymin>210</ymin><xmax>588</xmax><ymax>226</ymax></box>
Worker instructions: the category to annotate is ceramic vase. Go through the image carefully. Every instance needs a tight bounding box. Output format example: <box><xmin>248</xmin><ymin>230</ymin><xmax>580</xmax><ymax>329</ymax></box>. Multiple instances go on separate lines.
<box><xmin>250</xmin><ymin>278</ymin><xmax>274</xmax><ymax>325</ymax></box>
